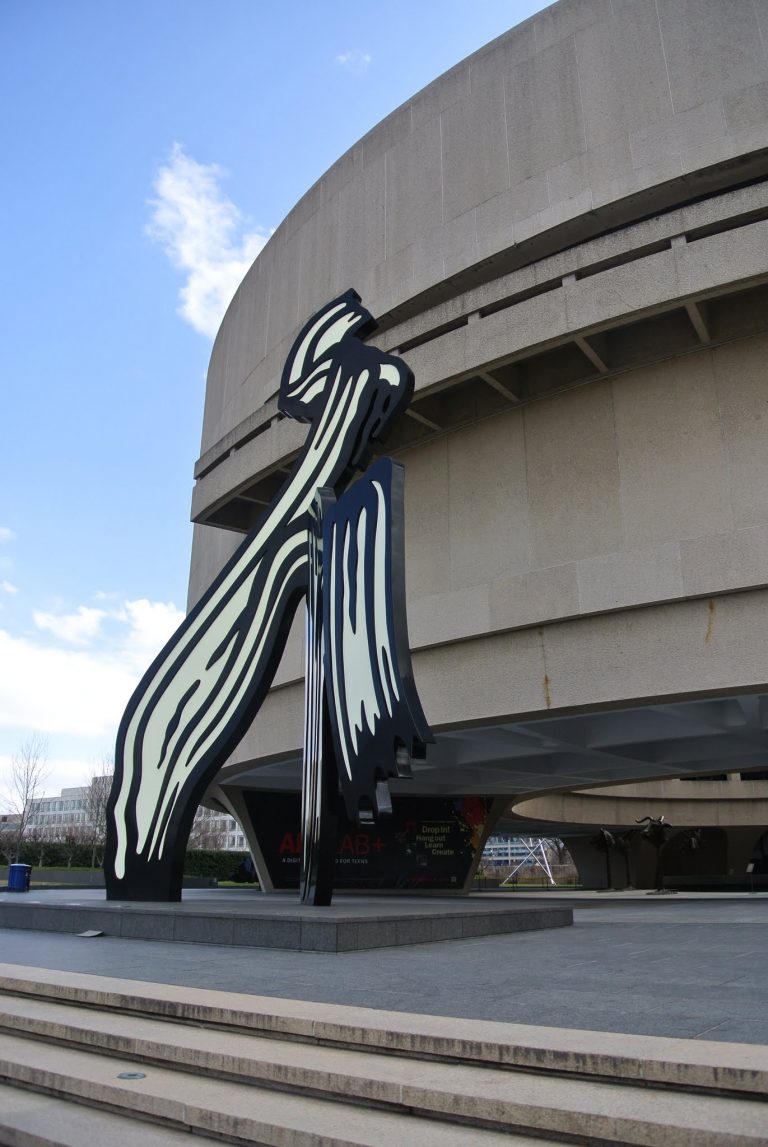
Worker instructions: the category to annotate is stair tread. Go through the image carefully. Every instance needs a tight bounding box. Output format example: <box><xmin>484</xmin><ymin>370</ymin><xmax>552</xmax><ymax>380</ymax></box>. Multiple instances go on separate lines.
<box><xmin>0</xmin><ymin>1033</ymin><xmax>547</xmax><ymax>1147</ymax></box>
<box><xmin>0</xmin><ymin>1010</ymin><xmax>766</xmax><ymax>1146</ymax></box>
<box><xmin>2</xmin><ymin>960</ymin><xmax>766</xmax><ymax>1096</ymax></box>
<box><xmin>0</xmin><ymin>1081</ymin><xmax>226</xmax><ymax>1147</ymax></box>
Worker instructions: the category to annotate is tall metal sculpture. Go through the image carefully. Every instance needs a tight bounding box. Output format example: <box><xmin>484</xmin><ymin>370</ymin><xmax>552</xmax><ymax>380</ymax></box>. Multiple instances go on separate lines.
<box><xmin>105</xmin><ymin>291</ymin><xmax>432</xmax><ymax>903</ymax></box>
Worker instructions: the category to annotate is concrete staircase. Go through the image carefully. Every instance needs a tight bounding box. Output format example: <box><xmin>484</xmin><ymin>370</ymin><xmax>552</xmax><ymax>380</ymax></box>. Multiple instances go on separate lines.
<box><xmin>0</xmin><ymin>963</ymin><xmax>765</xmax><ymax>1146</ymax></box>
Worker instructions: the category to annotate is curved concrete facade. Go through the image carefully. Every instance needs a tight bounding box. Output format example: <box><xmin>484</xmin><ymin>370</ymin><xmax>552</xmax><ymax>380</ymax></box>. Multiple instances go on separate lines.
<box><xmin>189</xmin><ymin>0</ymin><xmax>768</xmax><ymax>880</ymax></box>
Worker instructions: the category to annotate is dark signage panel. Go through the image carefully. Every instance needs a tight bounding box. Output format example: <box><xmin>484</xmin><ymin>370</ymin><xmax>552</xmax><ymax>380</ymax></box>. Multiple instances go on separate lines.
<box><xmin>244</xmin><ymin>791</ymin><xmax>490</xmax><ymax>890</ymax></box>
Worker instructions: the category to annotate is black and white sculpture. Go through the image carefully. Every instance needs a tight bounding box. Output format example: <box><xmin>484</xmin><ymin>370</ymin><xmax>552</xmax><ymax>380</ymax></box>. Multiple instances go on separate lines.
<box><xmin>105</xmin><ymin>291</ymin><xmax>431</xmax><ymax>903</ymax></box>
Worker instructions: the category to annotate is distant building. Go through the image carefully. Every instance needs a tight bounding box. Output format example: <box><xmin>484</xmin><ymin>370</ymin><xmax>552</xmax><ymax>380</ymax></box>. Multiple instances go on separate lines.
<box><xmin>26</xmin><ymin>779</ymin><xmax>110</xmax><ymax>844</ymax></box>
<box><xmin>27</xmin><ymin>783</ymin><xmax>247</xmax><ymax>851</ymax></box>
<box><xmin>191</xmin><ymin>806</ymin><xmax>247</xmax><ymax>851</ymax></box>
<box><xmin>26</xmin><ymin>785</ymin><xmax>94</xmax><ymax>839</ymax></box>
<box><xmin>482</xmin><ymin>836</ymin><xmax>549</xmax><ymax>869</ymax></box>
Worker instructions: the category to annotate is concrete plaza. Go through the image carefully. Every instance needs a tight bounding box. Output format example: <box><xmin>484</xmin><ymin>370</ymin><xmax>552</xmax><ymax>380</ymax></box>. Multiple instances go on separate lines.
<box><xmin>1</xmin><ymin>890</ymin><xmax>766</xmax><ymax>1046</ymax></box>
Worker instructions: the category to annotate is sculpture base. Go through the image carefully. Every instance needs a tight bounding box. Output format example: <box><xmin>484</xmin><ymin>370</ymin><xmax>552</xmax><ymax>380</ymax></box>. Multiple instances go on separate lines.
<box><xmin>0</xmin><ymin>888</ymin><xmax>571</xmax><ymax>952</ymax></box>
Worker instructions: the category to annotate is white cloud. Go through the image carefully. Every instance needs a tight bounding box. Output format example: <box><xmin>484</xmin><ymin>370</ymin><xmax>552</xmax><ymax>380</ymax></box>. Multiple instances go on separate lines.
<box><xmin>34</xmin><ymin>605</ymin><xmax>108</xmax><ymax>645</ymax></box>
<box><xmin>112</xmin><ymin>598</ymin><xmax>185</xmax><ymax>669</ymax></box>
<box><xmin>0</xmin><ymin>597</ymin><xmax>185</xmax><ymax>739</ymax></box>
<box><xmin>0</xmin><ymin>630</ymin><xmax>138</xmax><ymax>738</ymax></box>
<box><xmin>147</xmin><ymin>143</ymin><xmax>270</xmax><ymax>338</ymax></box>
<box><xmin>0</xmin><ymin>528</ymin><xmax>15</xmax><ymax>543</ymax></box>
<box><xmin>335</xmin><ymin>50</ymin><xmax>372</xmax><ymax>75</ymax></box>
<box><xmin>1</xmin><ymin>581</ymin><xmax>18</xmax><ymax>595</ymax></box>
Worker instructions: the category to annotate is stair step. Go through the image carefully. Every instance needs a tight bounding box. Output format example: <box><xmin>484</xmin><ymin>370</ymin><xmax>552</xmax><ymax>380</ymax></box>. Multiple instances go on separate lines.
<box><xmin>0</xmin><ymin>1033</ymin><xmax>546</xmax><ymax>1147</ymax></box>
<box><xmin>1</xmin><ymin>962</ymin><xmax>766</xmax><ymax>1097</ymax></box>
<box><xmin>0</xmin><ymin>1081</ymin><xmax>226</xmax><ymax>1147</ymax></box>
<box><xmin>0</xmin><ymin>1003</ymin><xmax>765</xmax><ymax>1146</ymax></box>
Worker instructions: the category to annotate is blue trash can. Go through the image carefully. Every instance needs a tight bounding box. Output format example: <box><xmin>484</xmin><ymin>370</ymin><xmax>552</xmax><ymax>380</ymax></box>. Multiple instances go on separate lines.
<box><xmin>7</xmin><ymin>864</ymin><xmax>32</xmax><ymax>892</ymax></box>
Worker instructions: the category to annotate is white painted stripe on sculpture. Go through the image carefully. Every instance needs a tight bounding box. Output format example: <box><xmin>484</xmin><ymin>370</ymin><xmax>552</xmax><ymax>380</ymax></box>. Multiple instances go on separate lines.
<box><xmin>315</xmin><ymin>311</ymin><xmax>362</xmax><ymax>361</ymax></box>
<box><xmin>136</xmin><ymin>538</ymin><xmax>302</xmax><ymax>861</ymax></box>
<box><xmin>153</xmin><ymin>553</ymin><xmax>306</xmax><ymax>862</ymax></box>
<box><xmin>288</xmin><ymin>301</ymin><xmax>346</xmax><ymax>387</ymax></box>
<box><xmin>326</xmin><ymin>476</ymin><xmax>401</xmax><ymax>786</ymax></box>
<box><xmin>372</xmin><ymin>479</ymin><xmax>399</xmax><ymax>719</ymax></box>
<box><xmin>327</xmin><ymin>521</ymin><xmax>350</xmax><ymax>779</ymax></box>
<box><xmin>347</xmin><ymin>507</ymin><xmax>382</xmax><ymax>756</ymax></box>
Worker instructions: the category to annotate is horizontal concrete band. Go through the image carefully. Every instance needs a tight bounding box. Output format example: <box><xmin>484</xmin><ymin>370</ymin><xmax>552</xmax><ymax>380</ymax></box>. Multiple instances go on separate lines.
<box><xmin>1</xmin><ymin>962</ymin><xmax>766</xmax><ymax>1098</ymax></box>
<box><xmin>195</xmin><ymin>180</ymin><xmax>768</xmax><ymax>494</ymax></box>
<box><xmin>192</xmin><ymin>215</ymin><xmax>768</xmax><ymax>527</ymax></box>
<box><xmin>225</xmin><ymin>589</ymin><xmax>768</xmax><ymax>770</ymax></box>
<box><xmin>0</xmin><ymin>897</ymin><xmax>571</xmax><ymax>952</ymax></box>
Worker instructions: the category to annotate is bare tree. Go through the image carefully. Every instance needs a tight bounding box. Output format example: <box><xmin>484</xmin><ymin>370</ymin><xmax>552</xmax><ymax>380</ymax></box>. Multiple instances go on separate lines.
<box><xmin>545</xmin><ymin>838</ymin><xmax>570</xmax><ymax>865</ymax></box>
<box><xmin>543</xmin><ymin>837</ymin><xmax>579</xmax><ymax>884</ymax></box>
<box><xmin>84</xmin><ymin>758</ymin><xmax>113</xmax><ymax>869</ymax></box>
<box><xmin>187</xmin><ymin>805</ymin><xmax>230</xmax><ymax>850</ymax></box>
<box><xmin>60</xmin><ymin>826</ymin><xmax>89</xmax><ymax>868</ymax></box>
<box><xmin>26</xmin><ymin>824</ymin><xmax>52</xmax><ymax>870</ymax></box>
<box><xmin>1</xmin><ymin>732</ymin><xmax>50</xmax><ymax>864</ymax></box>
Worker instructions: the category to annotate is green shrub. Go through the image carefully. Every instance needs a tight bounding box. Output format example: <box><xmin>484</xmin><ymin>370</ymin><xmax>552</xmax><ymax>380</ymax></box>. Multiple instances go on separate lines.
<box><xmin>183</xmin><ymin>849</ymin><xmax>250</xmax><ymax>880</ymax></box>
<box><xmin>17</xmin><ymin>841</ymin><xmax>95</xmax><ymax>868</ymax></box>
<box><xmin>10</xmin><ymin>843</ymin><xmax>253</xmax><ymax>882</ymax></box>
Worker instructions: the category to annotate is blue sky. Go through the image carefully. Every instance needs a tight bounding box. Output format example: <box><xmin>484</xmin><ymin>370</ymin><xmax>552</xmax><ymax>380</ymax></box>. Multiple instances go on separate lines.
<box><xmin>0</xmin><ymin>0</ymin><xmax>547</xmax><ymax>797</ymax></box>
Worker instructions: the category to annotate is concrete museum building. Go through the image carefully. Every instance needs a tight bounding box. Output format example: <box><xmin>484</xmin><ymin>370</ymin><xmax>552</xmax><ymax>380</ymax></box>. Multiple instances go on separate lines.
<box><xmin>188</xmin><ymin>0</ymin><xmax>768</xmax><ymax>892</ymax></box>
